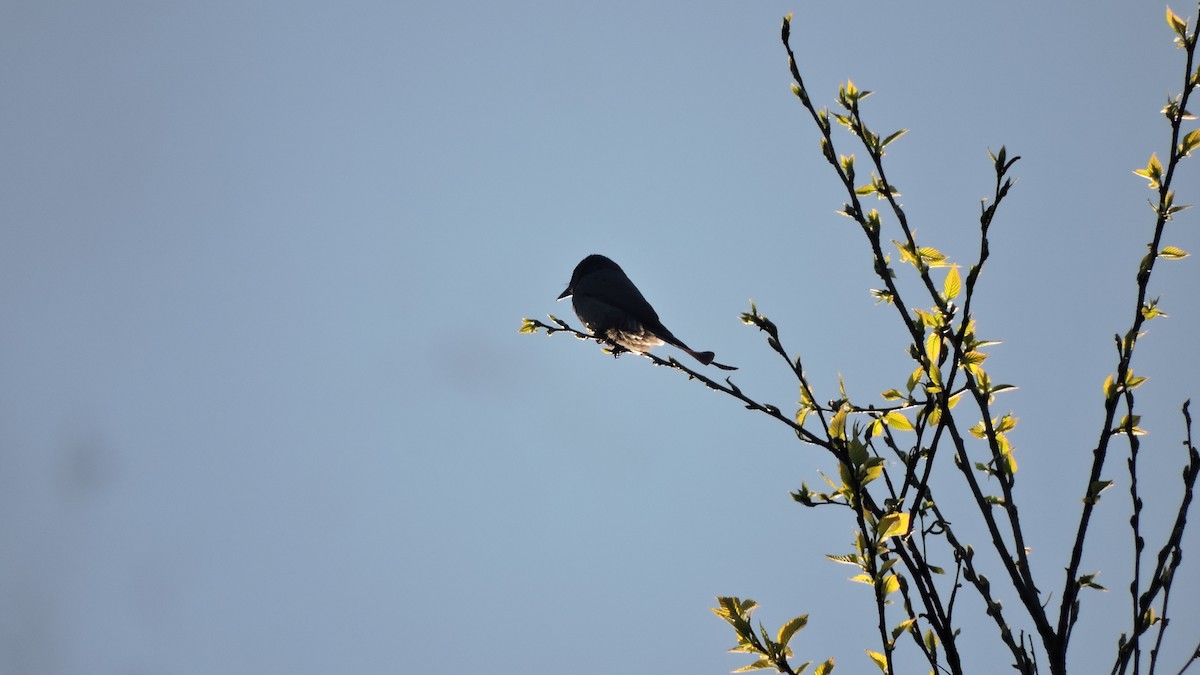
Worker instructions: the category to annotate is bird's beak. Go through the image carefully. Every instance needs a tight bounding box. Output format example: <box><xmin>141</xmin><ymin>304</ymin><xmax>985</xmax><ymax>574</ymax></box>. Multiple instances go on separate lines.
<box><xmin>556</xmin><ymin>287</ymin><xmax>572</xmax><ymax>300</ymax></box>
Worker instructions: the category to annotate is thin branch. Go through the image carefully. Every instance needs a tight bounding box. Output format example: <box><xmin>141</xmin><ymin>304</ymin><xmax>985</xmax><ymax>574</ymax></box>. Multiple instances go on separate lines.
<box><xmin>524</xmin><ymin>317</ymin><xmax>831</xmax><ymax>447</ymax></box>
<box><xmin>1059</xmin><ymin>11</ymin><xmax>1200</xmax><ymax>668</ymax></box>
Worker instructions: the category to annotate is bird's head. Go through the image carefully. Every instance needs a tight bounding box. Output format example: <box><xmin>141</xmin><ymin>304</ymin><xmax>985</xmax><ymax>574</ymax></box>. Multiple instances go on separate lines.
<box><xmin>558</xmin><ymin>254</ymin><xmax>619</xmax><ymax>299</ymax></box>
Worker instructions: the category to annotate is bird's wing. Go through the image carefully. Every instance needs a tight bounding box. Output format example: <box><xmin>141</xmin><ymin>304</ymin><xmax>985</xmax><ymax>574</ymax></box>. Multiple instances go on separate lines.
<box><xmin>574</xmin><ymin>266</ymin><xmax>662</xmax><ymax>322</ymax></box>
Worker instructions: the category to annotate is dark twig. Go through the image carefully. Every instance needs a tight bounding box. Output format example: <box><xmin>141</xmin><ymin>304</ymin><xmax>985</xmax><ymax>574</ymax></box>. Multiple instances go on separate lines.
<box><xmin>1061</xmin><ymin>11</ymin><xmax>1200</xmax><ymax>673</ymax></box>
<box><xmin>522</xmin><ymin>317</ymin><xmax>830</xmax><ymax>447</ymax></box>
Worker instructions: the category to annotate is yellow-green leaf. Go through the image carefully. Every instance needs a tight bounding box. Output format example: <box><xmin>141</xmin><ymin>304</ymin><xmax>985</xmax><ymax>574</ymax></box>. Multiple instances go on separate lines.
<box><xmin>925</xmin><ymin>332</ymin><xmax>943</xmax><ymax>365</ymax></box>
<box><xmin>866</xmin><ymin>209</ymin><xmax>883</xmax><ymax>232</ymax></box>
<box><xmin>862</xmin><ymin>460</ymin><xmax>884</xmax><ymax>485</ymax></box>
<box><xmin>892</xmin><ymin>618</ymin><xmax>918</xmax><ymax>639</ymax></box>
<box><xmin>829</xmin><ymin>406</ymin><xmax>849</xmax><ymax>440</ymax></box>
<box><xmin>1141</xmin><ymin>304</ymin><xmax>1168</xmax><ymax>320</ymax></box>
<box><xmin>795</xmin><ymin>406</ymin><xmax>810</xmax><ymax>427</ymax></box>
<box><xmin>878</xmin><ymin>512</ymin><xmax>910</xmax><ymax>538</ymax></box>
<box><xmin>919</xmin><ymin>246</ymin><xmax>949</xmax><ymax>267</ymax></box>
<box><xmin>733</xmin><ymin>658</ymin><xmax>773</xmax><ymax>672</ymax></box>
<box><xmin>884</xmin><ymin>411</ymin><xmax>913</xmax><ymax>431</ymax></box>
<box><xmin>998</xmin><ymin>434</ymin><xmax>1018</xmax><ymax>474</ymax></box>
<box><xmin>850</xmin><ymin>573</ymin><xmax>874</xmax><ymax>585</ymax></box>
<box><xmin>943</xmin><ymin>265</ymin><xmax>961</xmax><ymax>300</ymax></box>
<box><xmin>838</xmin><ymin>461</ymin><xmax>855</xmax><ymax>494</ymax></box>
<box><xmin>1160</xmin><ymin>245</ymin><xmax>1189</xmax><ymax>259</ymax></box>
<box><xmin>961</xmin><ymin>351</ymin><xmax>988</xmax><ymax>366</ymax></box>
<box><xmin>1086</xmin><ymin>479</ymin><xmax>1114</xmax><ymax>504</ymax></box>
<box><xmin>871</xmin><ymin>288</ymin><xmax>895</xmax><ymax>304</ymax></box>
<box><xmin>894</xmin><ymin>240</ymin><xmax>918</xmax><ymax>265</ymax></box>
<box><xmin>1180</xmin><ymin>129</ymin><xmax>1200</xmax><ymax>156</ymax></box>
<box><xmin>840</xmin><ymin>158</ymin><xmax>857</xmax><ymax>187</ymax></box>
<box><xmin>1166</xmin><ymin>6</ymin><xmax>1189</xmax><ymax>36</ymax></box>
<box><xmin>815</xmin><ymin>658</ymin><xmax>835</xmax><ymax>675</ymax></box>
<box><xmin>1103</xmin><ymin>373</ymin><xmax>1117</xmax><ymax>398</ymax></box>
<box><xmin>826</xmin><ymin>553</ymin><xmax>862</xmax><ymax>567</ymax></box>
<box><xmin>906</xmin><ymin>366</ymin><xmax>923</xmax><ymax>393</ymax></box>
<box><xmin>777</xmin><ymin>614</ymin><xmax>810</xmax><ymax>647</ymax></box>
<box><xmin>1133</xmin><ymin>153</ymin><xmax>1163</xmax><ymax>189</ymax></box>
<box><xmin>881</xmin><ymin>574</ymin><xmax>900</xmax><ymax>595</ymax></box>
<box><xmin>927</xmin><ymin>364</ymin><xmax>943</xmax><ymax>389</ymax></box>
<box><xmin>867</xmin><ymin>650</ymin><xmax>887</xmax><ymax>672</ymax></box>
<box><xmin>882</xmin><ymin>128</ymin><xmax>908</xmax><ymax>148</ymax></box>
<box><xmin>1125</xmin><ymin>370</ymin><xmax>1147</xmax><ymax>389</ymax></box>
<box><xmin>868</xmin><ymin>418</ymin><xmax>885</xmax><ymax>437</ymax></box>
<box><xmin>913</xmin><ymin>307</ymin><xmax>940</xmax><ymax>328</ymax></box>
<box><xmin>728</xmin><ymin>641</ymin><xmax>757</xmax><ymax>654</ymax></box>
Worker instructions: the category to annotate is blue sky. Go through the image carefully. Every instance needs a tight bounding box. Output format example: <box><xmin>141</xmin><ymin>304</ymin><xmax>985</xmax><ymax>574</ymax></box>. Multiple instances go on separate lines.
<box><xmin>2</xmin><ymin>2</ymin><xmax>1198</xmax><ymax>673</ymax></box>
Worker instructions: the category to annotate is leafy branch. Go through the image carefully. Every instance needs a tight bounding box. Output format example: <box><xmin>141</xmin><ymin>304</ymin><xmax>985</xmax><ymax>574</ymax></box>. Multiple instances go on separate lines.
<box><xmin>711</xmin><ymin>597</ymin><xmax>833</xmax><ymax>674</ymax></box>
<box><xmin>523</xmin><ymin>5</ymin><xmax>1200</xmax><ymax>674</ymax></box>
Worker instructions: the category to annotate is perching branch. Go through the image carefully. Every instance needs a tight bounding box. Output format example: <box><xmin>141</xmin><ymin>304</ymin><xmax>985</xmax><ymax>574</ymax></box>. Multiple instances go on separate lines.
<box><xmin>520</xmin><ymin>316</ymin><xmax>829</xmax><ymax>447</ymax></box>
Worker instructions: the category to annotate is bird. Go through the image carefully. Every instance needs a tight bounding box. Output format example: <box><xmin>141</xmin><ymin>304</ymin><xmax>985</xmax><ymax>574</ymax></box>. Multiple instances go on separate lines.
<box><xmin>557</xmin><ymin>254</ymin><xmax>736</xmax><ymax>370</ymax></box>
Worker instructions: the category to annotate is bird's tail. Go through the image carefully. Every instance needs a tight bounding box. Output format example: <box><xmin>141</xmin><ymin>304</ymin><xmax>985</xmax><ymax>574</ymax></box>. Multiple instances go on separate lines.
<box><xmin>682</xmin><ymin>347</ymin><xmax>737</xmax><ymax>371</ymax></box>
<box><xmin>657</xmin><ymin>326</ymin><xmax>737</xmax><ymax>370</ymax></box>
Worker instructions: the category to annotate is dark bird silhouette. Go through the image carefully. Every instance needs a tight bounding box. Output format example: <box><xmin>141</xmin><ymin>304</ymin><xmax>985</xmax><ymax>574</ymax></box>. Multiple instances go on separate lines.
<box><xmin>558</xmin><ymin>254</ymin><xmax>736</xmax><ymax>370</ymax></box>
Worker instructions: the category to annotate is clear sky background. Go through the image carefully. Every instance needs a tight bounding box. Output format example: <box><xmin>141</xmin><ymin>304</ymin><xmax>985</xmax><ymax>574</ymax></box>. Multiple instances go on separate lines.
<box><xmin>2</xmin><ymin>2</ymin><xmax>1199</xmax><ymax>674</ymax></box>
